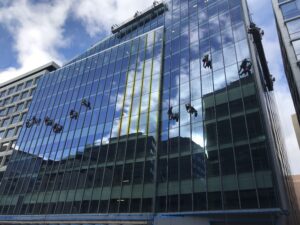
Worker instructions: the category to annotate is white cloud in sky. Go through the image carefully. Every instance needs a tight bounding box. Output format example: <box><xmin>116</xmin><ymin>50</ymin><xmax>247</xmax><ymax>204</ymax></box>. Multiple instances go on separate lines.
<box><xmin>73</xmin><ymin>0</ymin><xmax>153</xmax><ymax>36</ymax></box>
<box><xmin>0</xmin><ymin>0</ymin><xmax>153</xmax><ymax>83</ymax></box>
<box><xmin>0</xmin><ymin>0</ymin><xmax>73</xmax><ymax>83</ymax></box>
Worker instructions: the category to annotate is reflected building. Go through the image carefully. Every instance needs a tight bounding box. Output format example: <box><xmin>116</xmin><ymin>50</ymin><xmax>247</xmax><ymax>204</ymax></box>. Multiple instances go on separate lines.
<box><xmin>0</xmin><ymin>0</ymin><xmax>298</xmax><ymax>224</ymax></box>
<box><xmin>292</xmin><ymin>114</ymin><xmax>300</xmax><ymax>148</ymax></box>
<box><xmin>272</xmin><ymin>0</ymin><xmax>300</xmax><ymax>124</ymax></box>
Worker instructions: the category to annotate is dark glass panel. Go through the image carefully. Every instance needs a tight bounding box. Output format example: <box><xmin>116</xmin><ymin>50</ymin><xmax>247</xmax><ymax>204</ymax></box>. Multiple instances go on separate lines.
<box><xmin>144</xmin><ymin>161</ymin><xmax>154</xmax><ymax>183</ymax></box>
<box><xmin>220</xmin><ymin>148</ymin><xmax>236</xmax><ymax>175</ymax></box>
<box><xmin>109</xmin><ymin>199</ymin><xmax>119</xmax><ymax>213</ymax></box>
<box><xmin>217</xmin><ymin>120</ymin><xmax>232</xmax><ymax>144</ymax></box>
<box><xmin>231</xmin><ymin>116</ymin><xmax>247</xmax><ymax>141</ymax></box>
<box><xmin>240</xmin><ymin>190</ymin><xmax>258</xmax><ymax>209</ymax></box>
<box><xmin>229</xmin><ymin>98</ymin><xmax>243</xmax><ymax>114</ymax></box>
<box><xmin>94</xmin><ymin>167</ymin><xmax>104</xmax><ymax>187</ymax></box>
<box><xmin>130</xmin><ymin>198</ymin><xmax>141</xmax><ymax>212</ymax></box>
<box><xmin>216</xmin><ymin>103</ymin><xmax>229</xmax><ymax>118</ymax></box>
<box><xmin>207</xmin><ymin>150</ymin><xmax>220</xmax><ymax>177</ymax></box>
<box><xmin>258</xmin><ymin>188</ymin><xmax>277</xmax><ymax>208</ymax></box>
<box><xmin>192</xmin><ymin>153</ymin><xmax>205</xmax><ymax>179</ymax></box>
<box><xmin>168</xmin><ymin>195</ymin><xmax>178</xmax><ymax>212</ymax></box>
<box><xmin>113</xmin><ymin>165</ymin><xmax>123</xmax><ymax>186</ymax></box>
<box><xmin>103</xmin><ymin>166</ymin><xmax>113</xmax><ymax>186</ymax></box>
<box><xmin>126</xmin><ymin>140</ymin><xmax>135</xmax><ymax>160</ymax></box>
<box><xmin>133</xmin><ymin>162</ymin><xmax>144</xmax><ymax>184</ymax></box>
<box><xmin>142</xmin><ymin>198</ymin><xmax>152</xmax><ymax>212</ymax></box>
<box><xmin>169</xmin><ymin>136</ymin><xmax>178</xmax><ymax>153</ymax></box>
<box><xmin>251</xmin><ymin>142</ymin><xmax>270</xmax><ymax>171</ymax></box>
<box><xmin>223</xmin><ymin>191</ymin><xmax>239</xmax><ymax>209</ymax></box>
<box><xmin>99</xmin><ymin>200</ymin><xmax>108</xmax><ymax>213</ymax></box>
<box><xmin>89</xmin><ymin>200</ymin><xmax>99</xmax><ymax>213</ymax></box>
<box><xmin>168</xmin><ymin>158</ymin><xmax>178</xmax><ymax>181</ymax></box>
<box><xmin>180</xmin><ymin>155</ymin><xmax>191</xmax><ymax>180</ymax></box>
<box><xmin>235</xmin><ymin>145</ymin><xmax>252</xmax><ymax>173</ymax></box>
<box><xmin>194</xmin><ymin>192</ymin><xmax>207</xmax><ymax>210</ymax></box>
<box><xmin>246</xmin><ymin>112</ymin><xmax>264</xmax><ymax>139</ymax></box>
<box><xmin>119</xmin><ymin>199</ymin><xmax>130</xmax><ymax>213</ymax></box>
<box><xmin>180</xmin><ymin>194</ymin><xmax>192</xmax><ymax>211</ymax></box>
<box><xmin>156</xmin><ymin>196</ymin><xmax>166</xmax><ymax>212</ymax></box>
<box><xmin>80</xmin><ymin>200</ymin><xmax>90</xmax><ymax>213</ymax></box>
<box><xmin>206</xmin><ymin>123</ymin><xmax>217</xmax><ymax>147</ymax></box>
<box><xmin>158</xmin><ymin>159</ymin><xmax>167</xmax><ymax>183</ymax></box>
<box><xmin>208</xmin><ymin>191</ymin><xmax>222</xmax><ymax>210</ymax></box>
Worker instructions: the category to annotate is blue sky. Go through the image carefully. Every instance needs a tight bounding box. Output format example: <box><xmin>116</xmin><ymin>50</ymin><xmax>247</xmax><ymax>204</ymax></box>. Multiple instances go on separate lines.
<box><xmin>0</xmin><ymin>0</ymin><xmax>299</xmax><ymax>174</ymax></box>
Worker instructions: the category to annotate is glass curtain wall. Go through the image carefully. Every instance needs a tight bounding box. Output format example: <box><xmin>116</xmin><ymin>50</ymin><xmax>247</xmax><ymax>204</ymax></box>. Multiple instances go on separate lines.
<box><xmin>0</xmin><ymin>27</ymin><xmax>164</xmax><ymax>214</ymax></box>
<box><xmin>0</xmin><ymin>0</ymin><xmax>279</xmax><ymax>215</ymax></box>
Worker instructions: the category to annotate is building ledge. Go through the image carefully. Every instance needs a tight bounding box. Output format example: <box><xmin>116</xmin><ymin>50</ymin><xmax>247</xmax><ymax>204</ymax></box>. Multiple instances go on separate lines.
<box><xmin>111</xmin><ymin>1</ymin><xmax>167</xmax><ymax>35</ymax></box>
<box><xmin>0</xmin><ymin>208</ymin><xmax>286</xmax><ymax>223</ymax></box>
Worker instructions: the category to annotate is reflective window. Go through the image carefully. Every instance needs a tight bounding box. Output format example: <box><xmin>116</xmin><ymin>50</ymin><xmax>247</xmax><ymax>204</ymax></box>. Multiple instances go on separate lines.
<box><xmin>16</xmin><ymin>103</ymin><xmax>24</xmax><ymax>111</ymax></box>
<box><xmin>0</xmin><ymin>130</ymin><xmax>4</xmax><ymax>139</ymax></box>
<box><xmin>21</xmin><ymin>91</ymin><xmax>29</xmax><ymax>99</ymax></box>
<box><xmin>1</xmin><ymin>118</ymin><xmax>9</xmax><ymax>127</ymax></box>
<box><xmin>7</xmin><ymin>87</ymin><xmax>15</xmax><ymax>95</ymax></box>
<box><xmin>286</xmin><ymin>18</ymin><xmax>300</xmax><ymax>39</ymax></box>
<box><xmin>11</xmin><ymin>115</ymin><xmax>20</xmax><ymax>124</ymax></box>
<box><xmin>280</xmin><ymin>0</ymin><xmax>300</xmax><ymax>20</ymax></box>
<box><xmin>7</xmin><ymin>106</ymin><xmax>14</xmax><ymax>115</ymax></box>
<box><xmin>0</xmin><ymin>142</ymin><xmax>9</xmax><ymax>152</ymax></box>
<box><xmin>5</xmin><ymin>128</ymin><xmax>15</xmax><ymax>138</ymax></box>
<box><xmin>292</xmin><ymin>39</ymin><xmax>300</xmax><ymax>60</ymax></box>
<box><xmin>16</xmin><ymin>83</ymin><xmax>23</xmax><ymax>92</ymax></box>
<box><xmin>11</xmin><ymin>95</ymin><xmax>19</xmax><ymax>103</ymax></box>
<box><xmin>0</xmin><ymin>90</ymin><xmax>6</xmax><ymax>98</ymax></box>
<box><xmin>25</xmin><ymin>80</ymin><xmax>33</xmax><ymax>88</ymax></box>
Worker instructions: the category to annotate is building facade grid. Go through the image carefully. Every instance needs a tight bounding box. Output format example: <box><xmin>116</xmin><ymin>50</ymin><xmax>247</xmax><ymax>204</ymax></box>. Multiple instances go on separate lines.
<box><xmin>0</xmin><ymin>0</ymin><xmax>295</xmax><ymax>224</ymax></box>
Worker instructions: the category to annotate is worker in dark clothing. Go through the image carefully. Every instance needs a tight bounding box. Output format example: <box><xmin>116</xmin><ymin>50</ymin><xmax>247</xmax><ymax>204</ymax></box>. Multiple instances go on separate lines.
<box><xmin>53</xmin><ymin>123</ymin><xmax>63</xmax><ymax>133</ymax></box>
<box><xmin>25</xmin><ymin>119</ymin><xmax>32</xmax><ymax>128</ymax></box>
<box><xmin>44</xmin><ymin>116</ymin><xmax>53</xmax><ymax>126</ymax></box>
<box><xmin>81</xmin><ymin>99</ymin><xmax>91</xmax><ymax>110</ymax></box>
<box><xmin>32</xmin><ymin>116</ymin><xmax>41</xmax><ymax>125</ymax></box>
<box><xmin>26</xmin><ymin>116</ymin><xmax>40</xmax><ymax>128</ymax></box>
<box><xmin>185</xmin><ymin>104</ymin><xmax>198</xmax><ymax>117</ymax></box>
<box><xmin>168</xmin><ymin>106</ymin><xmax>179</xmax><ymax>122</ymax></box>
<box><xmin>172</xmin><ymin>112</ymin><xmax>179</xmax><ymax>122</ymax></box>
<box><xmin>202</xmin><ymin>54</ymin><xmax>212</xmax><ymax>69</ymax></box>
<box><xmin>70</xmin><ymin>109</ymin><xmax>79</xmax><ymax>119</ymax></box>
<box><xmin>168</xmin><ymin>106</ymin><xmax>173</xmax><ymax>120</ymax></box>
<box><xmin>239</xmin><ymin>58</ymin><xmax>252</xmax><ymax>76</ymax></box>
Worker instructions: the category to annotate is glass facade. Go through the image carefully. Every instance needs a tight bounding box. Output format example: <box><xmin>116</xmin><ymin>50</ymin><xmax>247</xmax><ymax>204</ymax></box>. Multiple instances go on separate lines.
<box><xmin>0</xmin><ymin>0</ymin><xmax>287</xmax><ymax>222</ymax></box>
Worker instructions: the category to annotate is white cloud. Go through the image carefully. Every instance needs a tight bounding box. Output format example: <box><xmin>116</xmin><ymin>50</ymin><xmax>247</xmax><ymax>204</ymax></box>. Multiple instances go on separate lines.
<box><xmin>72</xmin><ymin>0</ymin><xmax>153</xmax><ymax>36</ymax></box>
<box><xmin>0</xmin><ymin>0</ymin><xmax>73</xmax><ymax>83</ymax></box>
<box><xmin>0</xmin><ymin>0</ymin><xmax>154</xmax><ymax>84</ymax></box>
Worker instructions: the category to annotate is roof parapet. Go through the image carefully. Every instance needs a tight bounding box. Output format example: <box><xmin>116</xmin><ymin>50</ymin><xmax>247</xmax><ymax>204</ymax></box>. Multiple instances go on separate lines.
<box><xmin>111</xmin><ymin>1</ymin><xmax>167</xmax><ymax>35</ymax></box>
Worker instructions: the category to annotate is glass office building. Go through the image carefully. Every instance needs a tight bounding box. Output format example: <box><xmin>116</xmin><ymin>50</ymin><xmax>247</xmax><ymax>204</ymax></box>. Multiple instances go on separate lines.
<box><xmin>0</xmin><ymin>0</ymin><xmax>297</xmax><ymax>224</ymax></box>
<box><xmin>272</xmin><ymin>0</ymin><xmax>300</xmax><ymax>124</ymax></box>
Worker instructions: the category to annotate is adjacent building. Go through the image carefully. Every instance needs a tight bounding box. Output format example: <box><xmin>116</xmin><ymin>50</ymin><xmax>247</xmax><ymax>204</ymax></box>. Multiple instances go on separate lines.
<box><xmin>272</xmin><ymin>0</ymin><xmax>300</xmax><ymax>124</ymax></box>
<box><xmin>292</xmin><ymin>114</ymin><xmax>300</xmax><ymax>149</ymax></box>
<box><xmin>290</xmin><ymin>174</ymin><xmax>300</xmax><ymax>213</ymax></box>
<box><xmin>0</xmin><ymin>62</ymin><xmax>59</xmax><ymax>180</ymax></box>
<box><xmin>0</xmin><ymin>0</ymin><xmax>297</xmax><ymax>224</ymax></box>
